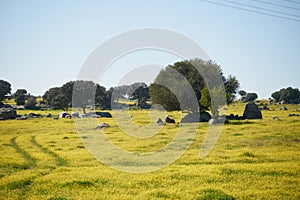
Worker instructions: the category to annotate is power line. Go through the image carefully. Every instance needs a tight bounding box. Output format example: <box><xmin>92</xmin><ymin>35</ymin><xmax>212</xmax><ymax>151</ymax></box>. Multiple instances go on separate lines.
<box><xmin>199</xmin><ymin>0</ymin><xmax>300</xmax><ymax>22</ymax></box>
<box><xmin>221</xmin><ymin>0</ymin><xmax>300</xmax><ymax>18</ymax></box>
<box><xmin>283</xmin><ymin>0</ymin><xmax>300</xmax><ymax>4</ymax></box>
<box><xmin>251</xmin><ymin>0</ymin><xmax>300</xmax><ymax>11</ymax></box>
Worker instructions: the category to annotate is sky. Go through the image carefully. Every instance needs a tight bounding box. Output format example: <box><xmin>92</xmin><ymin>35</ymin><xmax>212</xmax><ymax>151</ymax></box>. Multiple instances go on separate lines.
<box><xmin>1</xmin><ymin>0</ymin><xmax>299</xmax><ymax>99</ymax></box>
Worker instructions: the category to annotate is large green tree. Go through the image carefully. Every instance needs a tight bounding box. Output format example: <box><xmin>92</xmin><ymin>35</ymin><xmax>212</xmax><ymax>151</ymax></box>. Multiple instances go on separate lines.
<box><xmin>14</xmin><ymin>89</ymin><xmax>27</xmax><ymax>105</ymax></box>
<box><xmin>245</xmin><ymin>92</ymin><xmax>258</xmax><ymax>102</ymax></box>
<box><xmin>0</xmin><ymin>80</ymin><xmax>11</xmax><ymax>102</ymax></box>
<box><xmin>150</xmin><ymin>59</ymin><xmax>238</xmax><ymax>112</ymax></box>
<box><xmin>25</xmin><ymin>96</ymin><xmax>37</xmax><ymax>109</ymax></box>
<box><xmin>271</xmin><ymin>87</ymin><xmax>299</xmax><ymax>104</ymax></box>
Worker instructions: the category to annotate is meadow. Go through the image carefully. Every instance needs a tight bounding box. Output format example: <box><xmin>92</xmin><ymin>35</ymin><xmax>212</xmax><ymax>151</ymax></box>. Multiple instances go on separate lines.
<box><xmin>0</xmin><ymin>102</ymin><xmax>299</xmax><ymax>199</ymax></box>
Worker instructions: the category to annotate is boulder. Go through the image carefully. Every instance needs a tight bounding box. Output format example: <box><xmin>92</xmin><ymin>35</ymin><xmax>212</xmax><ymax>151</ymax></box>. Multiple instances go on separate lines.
<box><xmin>28</xmin><ymin>113</ymin><xmax>41</xmax><ymax>118</ymax></box>
<box><xmin>95</xmin><ymin>112</ymin><xmax>112</xmax><ymax>118</ymax></box>
<box><xmin>156</xmin><ymin>118</ymin><xmax>165</xmax><ymax>126</ymax></box>
<box><xmin>71</xmin><ymin>112</ymin><xmax>79</xmax><ymax>118</ymax></box>
<box><xmin>0</xmin><ymin>108</ymin><xmax>17</xmax><ymax>120</ymax></box>
<box><xmin>58</xmin><ymin>112</ymin><xmax>70</xmax><ymax>118</ymax></box>
<box><xmin>180</xmin><ymin>111</ymin><xmax>211</xmax><ymax>123</ymax></box>
<box><xmin>165</xmin><ymin>116</ymin><xmax>175</xmax><ymax>123</ymax></box>
<box><xmin>288</xmin><ymin>113</ymin><xmax>299</xmax><ymax>117</ymax></box>
<box><xmin>95</xmin><ymin>123</ymin><xmax>110</xmax><ymax>129</ymax></box>
<box><xmin>280</xmin><ymin>106</ymin><xmax>288</xmax><ymax>110</ymax></box>
<box><xmin>243</xmin><ymin>102</ymin><xmax>262</xmax><ymax>119</ymax></box>
<box><xmin>16</xmin><ymin>116</ymin><xmax>27</xmax><ymax>120</ymax></box>
<box><xmin>45</xmin><ymin>113</ymin><xmax>52</xmax><ymax>118</ymax></box>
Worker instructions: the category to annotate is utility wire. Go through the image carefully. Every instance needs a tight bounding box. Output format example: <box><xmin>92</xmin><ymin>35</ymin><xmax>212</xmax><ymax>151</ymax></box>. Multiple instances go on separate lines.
<box><xmin>200</xmin><ymin>0</ymin><xmax>300</xmax><ymax>22</ymax></box>
<box><xmin>221</xmin><ymin>0</ymin><xmax>300</xmax><ymax>18</ymax></box>
<box><xmin>251</xmin><ymin>0</ymin><xmax>300</xmax><ymax>11</ymax></box>
<box><xmin>283</xmin><ymin>0</ymin><xmax>300</xmax><ymax>4</ymax></box>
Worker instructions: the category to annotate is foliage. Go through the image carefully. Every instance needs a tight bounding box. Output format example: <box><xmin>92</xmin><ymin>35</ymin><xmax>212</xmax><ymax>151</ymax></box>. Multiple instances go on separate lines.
<box><xmin>200</xmin><ymin>86</ymin><xmax>211</xmax><ymax>108</ymax></box>
<box><xmin>43</xmin><ymin>87</ymin><xmax>60</xmax><ymax>108</ymax></box>
<box><xmin>271</xmin><ymin>87</ymin><xmax>300</xmax><ymax>104</ymax></box>
<box><xmin>130</xmin><ymin>83</ymin><xmax>150</xmax><ymax>106</ymax></box>
<box><xmin>43</xmin><ymin>81</ymin><xmax>108</xmax><ymax>112</ymax></box>
<box><xmin>224</xmin><ymin>75</ymin><xmax>240</xmax><ymax>104</ymax></box>
<box><xmin>13</xmin><ymin>89</ymin><xmax>27</xmax><ymax>105</ymax></box>
<box><xmin>0</xmin><ymin>79</ymin><xmax>12</xmax><ymax>102</ymax></box>
<box><xmin>150</xmin><ymin>59</ymin><xmax>239</xmax><ymax>111</ymax></box>
<box><xmin>245</xmin><ymin>92</ymin><xmax>258</xmax><ymax>102</ymax></box>
<box><xmin>238</xmin><ymin>90</ymin><xmax>247</xmax><ymax>97</ymax></box>
<box><xmin>24</xmin><ymin>96</ymin><xmax>37</xmax><ymax>109</ymax></box>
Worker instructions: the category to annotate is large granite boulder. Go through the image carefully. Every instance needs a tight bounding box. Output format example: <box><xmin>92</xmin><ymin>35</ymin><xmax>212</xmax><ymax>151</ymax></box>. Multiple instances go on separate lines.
<box><xmin>180</xmin><ymin>111</ymin><xmax>211</xmax><ymax>123</ymax></box>
<box><xmin>243</xmin><ymin>102</ymin><xmax>262</xmax><ymax>119</ymax></box>
<box><xmin>0</xmin><ymin>108</ymin><xmax>17</xmax><ymax>120</ymax></box>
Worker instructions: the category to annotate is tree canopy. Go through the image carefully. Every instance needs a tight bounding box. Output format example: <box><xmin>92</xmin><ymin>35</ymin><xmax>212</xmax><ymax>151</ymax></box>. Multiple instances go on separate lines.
<box><xmin>271</xmin><ymin>87</ymin><xmax>299</xmax><ymax>104</ymax></box>
<box><xmin>245</xmin><ymin>92</ymin><xmax>258</xmax><ymax>102</ymax></box>
<box><xmin>150</xmin><ymin>59</ymin><xmax>239</xmax><ymax>111</ymax></box>
<box><xmin>0</xmin><ymin>80</ymin><xmax>11</xmax><ymax>102</ymax></box>
<box><xmin>13</xmin><ymin>89</ymin><xmax>27</xmax><ymax>105</ymax></box>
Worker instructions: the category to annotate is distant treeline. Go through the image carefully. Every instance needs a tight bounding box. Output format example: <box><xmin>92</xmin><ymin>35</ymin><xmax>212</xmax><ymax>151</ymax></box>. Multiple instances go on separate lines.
<box><xmin>1</xmin><ymin>59</ymin><xmax>299</xmax><ymax>112</ymax></box>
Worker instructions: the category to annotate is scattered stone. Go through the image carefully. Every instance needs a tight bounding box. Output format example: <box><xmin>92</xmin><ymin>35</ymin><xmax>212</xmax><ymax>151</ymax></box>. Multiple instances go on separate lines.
<box><xmin>280</xmin><ymin>106</ymin><xmax>288</xmax><ymax>110</ymax></box>
<box><xmin>262</xmin><ymin>105</ymin><xmax>270</xmax><ymax>110</ymax></box>
<box><xmin>28</xmin><ymin>113</ymin><xmax>42</xmax><ymax>118</ymax></box>
<box><xmin>65</xmin><ymin>114</ymin><xmax>71</xmax><ymax>119</ymax></box>
<box><xmin>16</xmin><ymin>116</ymin><xmax>27</xmax><ymax>120</ymax></box>
<box><xmin>208</xmin><ymin>116</ymin><xmax>227</xmax><ymax>125</ymax></box>
<box><xmin>95</xmin><ymin>123</ymin><xmax>110</xmax><ymax>129</ymax></box>
<box><xmin>180</xmin><ymin>111</ymin><xmax>211</xmax><ymax>123</ymax></box>
<box><xmin>226</xmin><ymin>114</ymin><xmax>244</xmax><ymax>120</ymax></box>
<box><xmin>82</xmin><ymin>112</ymin><xmax>112</xmax><ymax>118</ymax></box>
<box><xmin>288</xmin><ymin>113</ymin><xmax>299</xmax><ymax>117</ymax></box>
<box><xmin>273</xmin><ymin>116</ymin><xmax>280</xmax><ymax>120</ymax></box>
<box><xmin>156</xmin><ymin>118</ymin><xmax>165</xmax><ymax>126</ymax></box>
<box><xmin>71</xmin><ymin>112</ymin><xmax>79</xmax><ymax>118</ymax></box>
<box><xmin>165</xmin><ymin>116</ymin><xmax>175</xmax><ymax>123</ymax></box>
<box><xmin>95</xmin><ymin>112</ymin><xmax>112</xmax><ymax>118</ymax></box>
<box><xmin>58</xmin><ymin>112</ymin><xmax>70</xmax><ymax>118</ymax></box>
<box><xmin>45</xmin><ymin>113</ymin><xmax>52</xmax><ymax>118</ymax></box>
<box><xmin>243</xmin><ymin>102</ymin><xmax>262</xmax><ymax>119</ymax></box>
<box><xmin>0</xmin><ymin>108</ymin><xmax>17</xmax><ymax>120</ymax></box>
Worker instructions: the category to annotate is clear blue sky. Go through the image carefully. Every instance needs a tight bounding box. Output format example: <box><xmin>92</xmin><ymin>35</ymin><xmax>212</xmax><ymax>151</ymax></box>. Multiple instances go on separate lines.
<box><xmin>1</xmin><ymin>0</ymin><xmax>299</xmax><ymax>99</ymax></box>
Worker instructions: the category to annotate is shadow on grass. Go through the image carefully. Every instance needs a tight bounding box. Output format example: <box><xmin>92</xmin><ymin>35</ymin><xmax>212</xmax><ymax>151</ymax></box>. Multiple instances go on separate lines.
<box><xmin>227</xmin><ymin>120</ymin><xmax>256</xmax><ymax>125</ymax></box>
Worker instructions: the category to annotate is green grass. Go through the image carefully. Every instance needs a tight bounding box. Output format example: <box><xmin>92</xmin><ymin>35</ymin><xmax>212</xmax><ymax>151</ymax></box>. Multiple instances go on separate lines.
<box><xmin>0</xmin><ymin>103</ymin><xmax>299</xmax><ymax>199</ymax></box>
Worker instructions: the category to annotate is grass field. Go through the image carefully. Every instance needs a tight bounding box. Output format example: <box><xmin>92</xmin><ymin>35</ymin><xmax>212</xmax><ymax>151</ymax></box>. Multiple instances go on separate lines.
<box><xmin>0</xmin><ymin>102</ymin><xmax>299</xmax><ymax>199</ymax></box>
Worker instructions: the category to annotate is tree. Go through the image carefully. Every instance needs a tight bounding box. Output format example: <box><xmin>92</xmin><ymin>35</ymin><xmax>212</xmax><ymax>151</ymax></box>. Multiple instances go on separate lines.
<box><xmin>238</xmin><ymin>90</ymin><xmax>247</xmax><ymax>97</ymax></box>
<box><xmin>245</xmin><ymin>93</ymin><xmax>258</xmax><ymax>102</ymax></box>
<box><xmin>224</xmin><ymin>75</ymin><xmax>240</xmax><ymax>104</ymax></box>
<box><xmin>271</xmin><ymin>87</ymin><xmax>299</xmax><ymax>104</ymax></box>
<box><xmin>95</xmin><ymin>84</ymin><xmax>107</xmax><ymax>109</ymax></box>
<box><xmin>72</xmin><ymin>80</ymin><xmax>98</xmax><ymax>113</ymax></box>
<box><xmin>271</xmin><ymin>91</ymin><xmax>280</xmax><ymax>102</ymax></box>
<box><xmin>0</xmin><ymin>80</ymin><xmax>11</xmax><ymax>102</ymax></box>
<box><xmin>43</xmin><ymin>87</ymin><xmax>62</xmax><ymax>109</ymax></box>
<box><xmin>130</xmin><ymin>83</ymin><xmax>150</xmax><ymax>106</ymax></box>
<box><xmin>101</xmin><ymin>87</ymin><xmax>113</xmax><ymax>110</ymax></box>
<box><xmin>14</xmin><ymin>89</ymin><xmax>27</xmax><ymax>105</ymax></box>
<box><xmin>200</xmin><ymin>86</ymin><xmax>211</xmax><ymax>108</ymax></box>
<box><xmin>25</xmin><ymin>96</ymin><xmax>37</xmax><ymax>109</ymax></box>
<box><xmin>150</xmin><ymin>59</ymin><xmax>238</xmax><ymax>112</ymax></box>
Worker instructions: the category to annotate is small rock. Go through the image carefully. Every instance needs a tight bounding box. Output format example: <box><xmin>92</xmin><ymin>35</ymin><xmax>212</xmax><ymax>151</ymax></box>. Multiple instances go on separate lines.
<box><xmin>96</xmin><ymin>123</ymin><xmax>110</xmax><ymax>129</ymax></box>
<box><xmin>157</xmin><ymin>118</ymin><xmax>165</xmax><ymax>126</ymax></box>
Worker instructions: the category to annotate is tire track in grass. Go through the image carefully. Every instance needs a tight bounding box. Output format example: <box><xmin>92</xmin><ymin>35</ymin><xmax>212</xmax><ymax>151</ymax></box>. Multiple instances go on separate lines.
<box><xmin>31</xmin><ymin>135</ymin><xmax>67</xmax><ymax>166</ymax></box>
<box><xmin>10</xmin><ymin>137</ymin><xmax>37</xmax><ymax>169</ymax></box>
<box><xmin>7</xmin><ymin>137</ymin><xmax>37</xmax><ymax>199</ymax></box>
